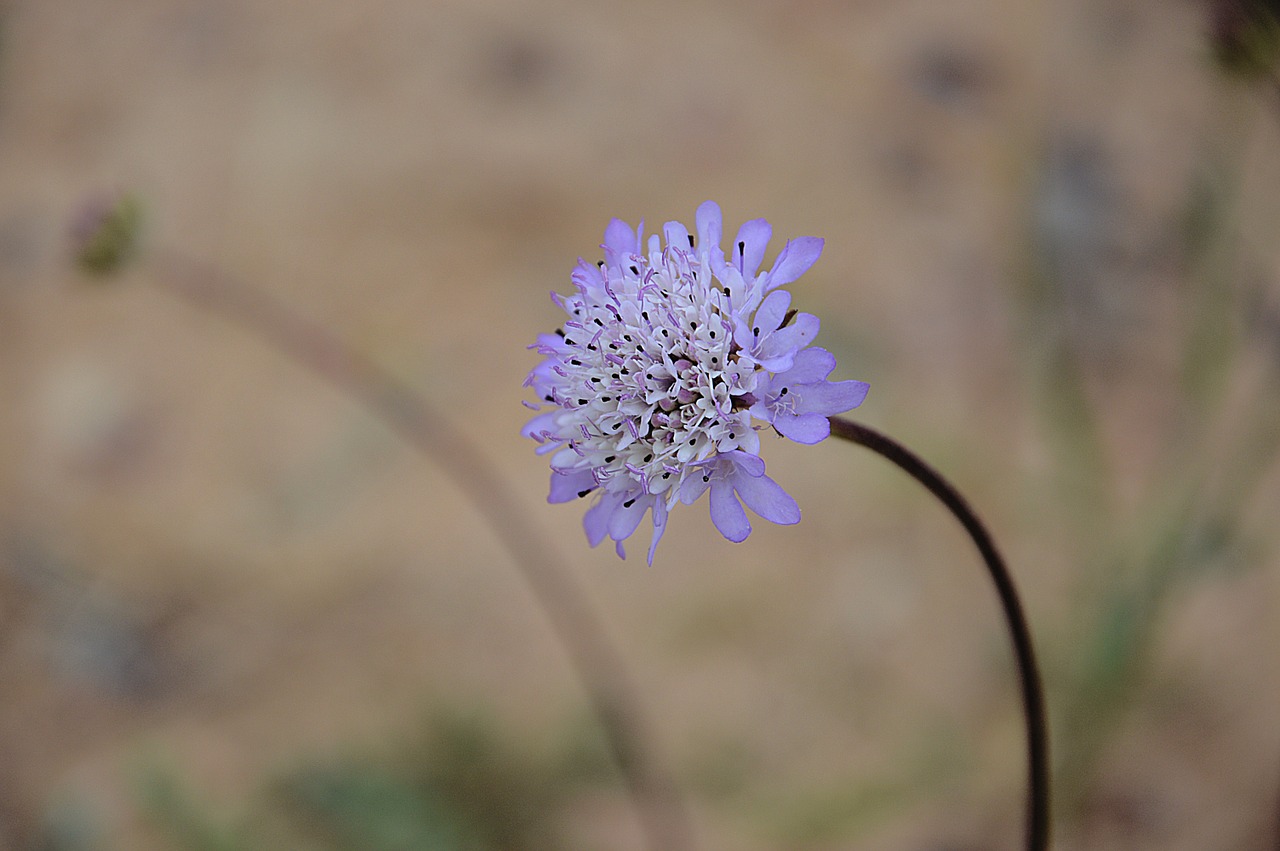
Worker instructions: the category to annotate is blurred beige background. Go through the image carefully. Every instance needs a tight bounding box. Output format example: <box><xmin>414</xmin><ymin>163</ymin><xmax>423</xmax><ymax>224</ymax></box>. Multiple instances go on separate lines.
<box><xmin>2</xmin><ymin>1</ymin><xmax>1280</xmax><ymax>849</ymax></box>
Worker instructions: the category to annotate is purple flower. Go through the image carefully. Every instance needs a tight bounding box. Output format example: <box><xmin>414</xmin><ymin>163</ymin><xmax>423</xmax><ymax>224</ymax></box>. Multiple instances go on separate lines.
<box><xmin>523</xmin><ymin>201</ymin><xmax>869</xmax><ymax>564</ymax></box>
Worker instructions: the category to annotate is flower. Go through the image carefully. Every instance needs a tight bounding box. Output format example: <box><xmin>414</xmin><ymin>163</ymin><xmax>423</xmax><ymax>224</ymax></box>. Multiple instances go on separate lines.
<box><xmin>524</xmin><ymin>201</ymin><xmax>868</xmax><ymax>564</ymax></box>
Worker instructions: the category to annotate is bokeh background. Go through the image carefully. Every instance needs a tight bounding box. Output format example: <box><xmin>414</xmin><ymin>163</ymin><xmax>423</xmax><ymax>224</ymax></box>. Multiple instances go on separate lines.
<box><xmin>3</xmin><ymin>1</ymin><xmax>1280</xmax><ymax>849</ymax></box>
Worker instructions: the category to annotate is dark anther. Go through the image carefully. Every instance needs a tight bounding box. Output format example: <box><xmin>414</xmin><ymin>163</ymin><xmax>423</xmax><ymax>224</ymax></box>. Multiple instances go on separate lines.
<box><xmin>780</xmin><ymin>387</ymin><xmax>788</xmax><ymax>396</ymax></box>
<box><xmin>623</xmin><ymin>498</ymin><xmax>636</xmax><ymax>508</ymax></box>
<box><xmin>604</xmin><ymin>455</ymin><xmax>616</xmax><ymax>462</ymax></box>
<box><xmin>577</xmin><ymin>398</ymin><xmax>588</xmax><ymax>405</ymax></box>
<box><xmin>643</xmin><ymin>453</ymin><xmax>653</xmax><ymax>462</ymax></box>
<box><xmin>702</xmin><ymin>474</ymin><xmax>710</xmax><ymax>482</ymax></box>
<box><xmin>594</xmin><ymin>318</ymin><xmax>604</xmax><ymax>326</ymax></box>
<box><xmin>597</xmin><ymin>260</ymin><xmax>604</xmax><ymax>267</ymax></box>
<box><xmin>781</xmin><ymin>308</ymin><xmax>797</xmax><ymax>328</ymax></box>
<box><xmin>629</xmin><ymin>265</ymin><xmax>639</xmax><ymax>275</ymax></box>
<box><xmin>555</xmin><ymin>328</ymin><xmax>566</xmax><ymax>337</ymax></box>
<box><xmin>578</xmin><ymin>489</ymin><xmax>593</xmax><ymax>498</ymax></box>
<box><xmin>687</xmin><ymin>234</ymin><xmax>695</xmax><ymax>247</ymax></box>
<box><xmin>601</xmin><ymin>396</ymin><xmax>612</xmax><ymax>402</ymax></box>
<box><xmin>565</xmin><ymin>337</ymin><xmax>576</xmax><ymax>346</ymax></box>
<box><xmin>570</xmin><ymin>359</ymin><xmax>581</xmax><ymax>365</ymax></box>
<box><xmin>662</xmin><ymin>472</ymin><xmax>671</xmax><ymax>479</ymax></box>
<box><xmin>709</xmin><ymin>330</ymin><xmax>717</xmax><ymax>338</ymax></box>
<box><xmin>738</xmin><ymin>240</ymin><xmax>745</xmax><ymax>255</ymax></box>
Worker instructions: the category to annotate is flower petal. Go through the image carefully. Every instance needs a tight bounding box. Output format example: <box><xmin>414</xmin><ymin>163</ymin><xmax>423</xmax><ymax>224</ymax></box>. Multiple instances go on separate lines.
<box><xmin>709</xmin><ymin>480</ymin><xmax>751</xmax><ymax>542</ymax></box>
<box><xmin>764</xmin><ymin>237</ymin><xmax>823</xmax><ymax>291</ymax></box>
<box><xmin>794</xmin><ymin>379</ymin><xmax>870</xmax><ymax>415</ymax></box>
<box><xmin>646</xmin><ymin>499</ymin><xmax>668</xmax><ymax>566</ymax></box>
<box><xmin>609</xmin><ymin>494</ymin><xmax>650</xmax><ymax>542</ymax></box>
<box><xmin>663</xmin><ymin>220</ymin><xmax>691</xmax><ymax>252</ymax></box>
<box><xmin>751</xmin><ymin>290</ymin><xmax>792</xmax><ymax>337</ymax></box>
<box><xmin>721</xmin><ymin>448</ymin><xmax>765</xmax><ymax>477</ymax></box>
<box><xmin>773</xmin><ymin>411</ymin><xmax>832</xmax><ymax>444</ymax></box>
<box><xmin>603</xmin><ymin>218</ymin><xmax>638</xmax><ymax>265</ymax></box>
<box><xmin>521</xmin><ymin>410</ymin><xmax>559</xmax><ymax>442</ymax></box>
<box><xmin>735</xmin><ymin>426</ymin><xmax>761</xmax><ymax>456</ymax></box>
<box><xmin>774</xmin><ymin>346</ymin><xmax>836</xmax><ymax>384</ymax></box>
<box><xmin>695</xmin><ymin>201</ymin><xmax>723</xmax><ymax>252</ymax></box>
<box><xmin>679</xmin><ymin>470</ymin><xmax>712</xmax><ymax>505</ymax></box>
<box><xmin>583</xmin><ymin>492</ymin><xmax>622</xmax><ymax>547</ymax></box>
<box><xmin>549</xmin><ymin>468</ymin><xmax>597</xmax><ymax>503</ymax></box>
<box><xmin>731</xmin><ymin>468</ymin><xmax>801</xmax><ymax>525</ymax></box>
<box><xmin>754</xmin><ymin>313</ymin><xmax>820</xmax><ymax>371</ymax></box>
<box><xmin>733</xmin><ymin>218</ymin><xmax>772</xmax><ymax>278</ymax></box>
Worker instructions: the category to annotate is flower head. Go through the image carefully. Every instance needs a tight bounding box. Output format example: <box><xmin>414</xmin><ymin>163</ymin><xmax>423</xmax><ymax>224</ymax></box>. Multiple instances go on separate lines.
<box><xmin>524</xmin><ymin>202</ymin><xmax>868</xmax><ymax>564</ymax></box>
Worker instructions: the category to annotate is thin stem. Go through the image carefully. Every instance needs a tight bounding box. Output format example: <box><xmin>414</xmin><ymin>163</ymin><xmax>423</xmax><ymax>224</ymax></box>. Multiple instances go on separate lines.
<box><xmin>829</xmin><ymin>416</ymin><xmax>1049</xmax><ymax>851</ymax></box>
<box><xmin>149</xmin><ymin>251</ymin><xmax>695</xmax><ymax>851</ymax></box>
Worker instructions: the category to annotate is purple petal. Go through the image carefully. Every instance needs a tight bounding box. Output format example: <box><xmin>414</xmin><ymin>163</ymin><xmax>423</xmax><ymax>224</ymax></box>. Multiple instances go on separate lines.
<box><xmin>773</xmin><ymin>411</ymin><xmax>832</xmax><ymax>444</ymax></box>
<box><xmin>733</xmin><ymin>219</ymin><xmax>772</xmax><ymax>278</ymax></box>
<box><xmin>646</xmin><ymin>500</ymin><xmax>668</xmax><ymax>565</ymax></box>
<box><xmin>764</xmin><ymin>237</ymin><xmax>823</xmax><ymax>291</ymax></box>
<box><xmin>549</xmin><ymin>468</ymin><xmax>597</xmax><ymax>503</ymax></box>
<box><xmin>608</xmin><ymin>494</ymin><xmax>650</xmax><ymax>541</ymax></box>
<box><xmin>603</xmin><ymin>218</ymin><xmax>638</xmax><ymax>265</ymax></box>
<box><xmin>709</xmin><ymin>480</ymin><xmax>751</xmax><ymax>542</ymax></box>
<box><xmin>755</xmin><ymin>313</ymin><xmax>819</xmax><ymax>369</ymax></box>
<box><xmin>794</xmin><ymin>379</ymin><xmax>870</xmax><ymax>415</ymax></box>
<box><xmin>663</xmin><ymin>220</ymin><xmax>691</xmax><ymax>251</ymax></box>
<box><xmin>583</xmin><ymin>492</ymin><xmax>622</xmax><ymax>547</ymax></box>
<box><xmin>751</xmin><ymin>290</ymin><xmax>792</xmax><ymax>337</ymax></box>
<box><xmin>695</xmin><ymin>201</ymin><xmax>723</xmax><ymax>252</ymax></box>
<box><xmin>520</xmin><ymin>410</ymin><xmax>559</xmax><ymax>441</ymax></box>
<box><xmin>679</xmin><ymin>471</ymin><xmax>712</xmax><ymax>505</ymax></box>
<box><xmin>774</xmin><ymin>347</ymin><xmax>836</xmax><ymax>384</ymax></box>
<box><xmin>721</xmin><ymin>448</ymin><xmax>765</xmax><ymax>477</ymax></box>
<box><xmin>571</xmin><ymin>259</ymin><xmax>605</xmax><ymax>292</ymax></box>
<box><xmin>731</xmin><ymin>468</ymin><xmax>801</xmax><ymax>525</ymax></box>
<box><xmin>735</xmin><ymin>426</ymin><xmax>761</xmax><ymax>456</ymax></box>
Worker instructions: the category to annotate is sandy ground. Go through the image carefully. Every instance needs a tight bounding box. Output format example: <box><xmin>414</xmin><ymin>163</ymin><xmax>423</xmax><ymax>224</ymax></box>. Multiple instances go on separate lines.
<box><xmin>3</xmin><ymin>0</ymin><xmax>1280</xmax><ymax>849</ymax></box>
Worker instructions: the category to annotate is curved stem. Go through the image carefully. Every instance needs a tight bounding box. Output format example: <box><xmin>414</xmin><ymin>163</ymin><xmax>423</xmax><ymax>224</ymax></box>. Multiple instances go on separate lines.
<box><xmin>829</xmin><ymin>416</ymin><xmax>1050</xmax><ymax>851</ymax></box>
<box><xmin>149</xmin><ymin>251</ymin><xmax>695</xmax><ymax>851</ymax></box>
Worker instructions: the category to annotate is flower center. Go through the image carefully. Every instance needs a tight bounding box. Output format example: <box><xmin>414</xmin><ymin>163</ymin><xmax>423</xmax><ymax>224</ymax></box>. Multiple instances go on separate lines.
<box><xmin>548</xmin><ymin>245</ymin><xmax>758</xmax><ymax>497</ymax></box>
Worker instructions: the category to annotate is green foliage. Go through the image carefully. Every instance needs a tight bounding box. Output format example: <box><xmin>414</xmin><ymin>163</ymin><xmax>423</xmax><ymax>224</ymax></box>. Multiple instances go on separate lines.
<box><xmin>1019</xmin><ymin>117</ymin><xmax>1280</xmax><ymax>826</ymax></box>
<box><xmin>139</xmin><ymin>709</ymin><xmax>611</xmax><ymax>851</ymax></box>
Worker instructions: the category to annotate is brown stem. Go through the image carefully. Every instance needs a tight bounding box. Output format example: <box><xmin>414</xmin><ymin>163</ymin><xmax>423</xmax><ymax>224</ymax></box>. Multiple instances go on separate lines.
<box><xmin>829</xmin><ymin>416</ymin><xmax>1050</xmax><ymax>851</ymax></box>
<box><xmin>149</xmin><ymin>251</ymin><xmax>695</xmax><ymax>851</ymax></box>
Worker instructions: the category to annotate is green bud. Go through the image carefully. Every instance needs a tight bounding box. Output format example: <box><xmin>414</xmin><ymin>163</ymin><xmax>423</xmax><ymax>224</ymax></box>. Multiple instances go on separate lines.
<box><xmin>71</xmin><ymin>192</ymin><xmax>143</xmax><ymax>276</ymax></box>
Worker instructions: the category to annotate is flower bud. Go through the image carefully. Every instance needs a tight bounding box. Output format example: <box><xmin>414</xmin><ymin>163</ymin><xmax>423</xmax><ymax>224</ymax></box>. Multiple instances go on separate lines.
<box><xmin>71</xmin><ymin>192</ymin><xmax>143</xmax><ymax>276</ymax></box>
